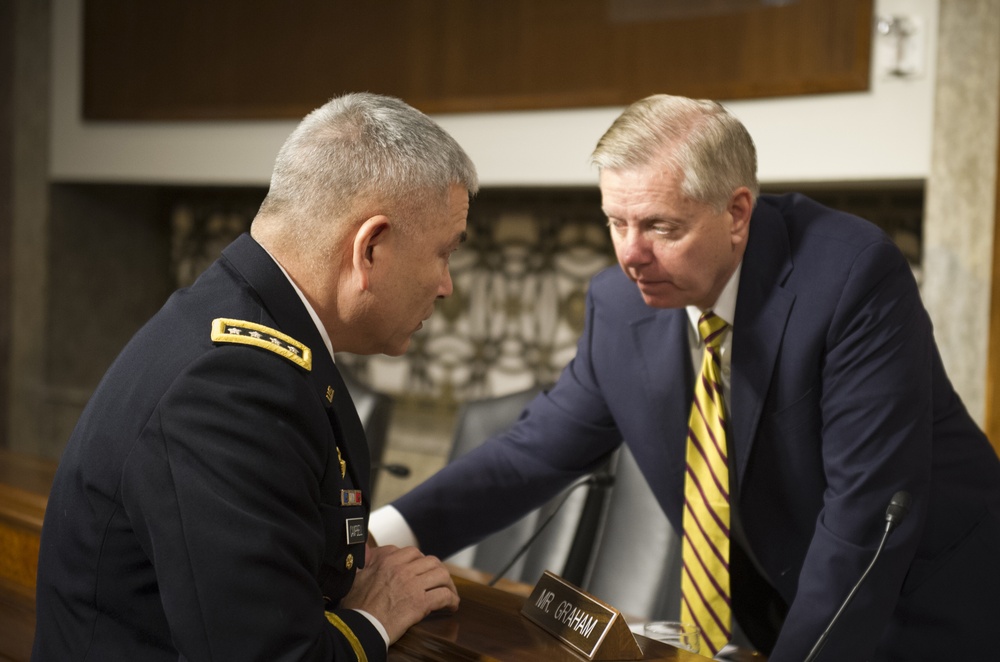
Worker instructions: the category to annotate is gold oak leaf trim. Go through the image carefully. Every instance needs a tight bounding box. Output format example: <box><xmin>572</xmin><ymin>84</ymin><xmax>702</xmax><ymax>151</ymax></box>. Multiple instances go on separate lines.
<box><xmin>210</xmin><ymin>318</ymin><xmax>312</xmax><ymax>371</ymax></box>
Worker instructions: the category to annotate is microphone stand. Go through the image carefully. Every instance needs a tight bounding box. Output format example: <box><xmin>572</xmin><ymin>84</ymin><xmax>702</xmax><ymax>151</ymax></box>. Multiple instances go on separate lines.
<box><xmin>487</xmin><ymin>474</ymin><xmax>612</xmax><ymax>587</ymax></box>
<box><xmin>803</xmin><ymin>491</ymin><xmax>911</xmax><ymax>662</ymax></box>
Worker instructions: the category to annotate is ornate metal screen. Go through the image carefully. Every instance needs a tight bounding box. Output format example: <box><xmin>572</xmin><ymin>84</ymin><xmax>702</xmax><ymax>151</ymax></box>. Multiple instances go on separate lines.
<box><xmin>170</xmin><ymin>184</ymin><xmax>923</xmax><ymax>406</ymax></box>
<box><xmin>170</xmin><ymin>187</ymin><xmax>616</xmax><ymax>405</ymax></box>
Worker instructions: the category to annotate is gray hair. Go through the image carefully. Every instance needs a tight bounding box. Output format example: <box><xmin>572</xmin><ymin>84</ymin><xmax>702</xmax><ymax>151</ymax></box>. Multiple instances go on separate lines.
<box><xmin>591</xmin><ymin>94</ymin><xmax>758</xmax><ymax>210</ymax></box>
<box><xmin>256</xmin><ymin>92</ymin><xmax>478</xmax><ymax>238</ymax></box>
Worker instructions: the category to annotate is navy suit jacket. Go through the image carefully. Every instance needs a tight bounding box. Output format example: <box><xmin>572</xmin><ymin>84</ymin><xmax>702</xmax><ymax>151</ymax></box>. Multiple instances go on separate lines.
<box><xmin>396</xmin><ymin>194</ymin><xmax>1000</xmax><ymax>661</ymax></box>
<box><xmin>33</xmin><ymin>234</ymin><xmax>384</xmax><ymax>661</ymax></box>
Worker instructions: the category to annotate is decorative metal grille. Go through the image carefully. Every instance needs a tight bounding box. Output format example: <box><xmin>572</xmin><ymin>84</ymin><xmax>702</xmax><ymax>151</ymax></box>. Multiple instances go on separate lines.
<box><xmin>170</xmin><ymin>187</ymin><xmax>615</xmax><ymax>405</ymax></box>
<box><xmin>170</xmin><ymin>185</ymin><xmax>924</xmax><ymax>405</ymax></box>
<box><xmin>344</xmin><ymin>189</ymin><xmax>615</xmax><ymax>404</ymax></box>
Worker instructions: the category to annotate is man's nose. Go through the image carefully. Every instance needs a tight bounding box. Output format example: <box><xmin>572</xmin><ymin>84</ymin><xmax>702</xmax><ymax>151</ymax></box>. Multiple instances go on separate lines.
<box><xmin>618</xmin><ymin>229</ymin><xmax>651</xmax><ymax>267</ymax></box>
<box><xmin>436</xmin><ymin>268</ymin><xmax>454</xmax><ymax>299</ymax></box>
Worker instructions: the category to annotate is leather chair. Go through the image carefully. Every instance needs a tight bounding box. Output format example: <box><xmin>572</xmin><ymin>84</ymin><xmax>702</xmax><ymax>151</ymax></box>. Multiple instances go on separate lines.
<box><xmin>445</xmin><ymin>385</ymin><xmax>611</xmax><ymax>587</ymax></box>
<box><xmin>581</xmin><ymin>445</ymin><xmax>682</xmax><ymax>622</ymax></box>
<box><xmin>580</xmin><ymin>447</ymin><xmax>759</xmax><ymax>657</ymax></box>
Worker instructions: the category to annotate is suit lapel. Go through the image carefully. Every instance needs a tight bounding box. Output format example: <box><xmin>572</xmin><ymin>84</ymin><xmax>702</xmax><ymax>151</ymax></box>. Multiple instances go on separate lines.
<box><xmin>631</xmin><ymin>307</ymin><xmax>694</xmax><ymax>498</ymax></box>
<box><xmin>730</xmin><ymin>202</ymin><xmax>794</xmax><ymax>492</ymax></box>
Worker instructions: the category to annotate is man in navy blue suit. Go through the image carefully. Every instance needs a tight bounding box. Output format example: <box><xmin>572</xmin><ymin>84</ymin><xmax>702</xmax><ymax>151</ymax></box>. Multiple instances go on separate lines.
<box><xmin>33</xmin><ymin>93</ymin><xmax>477</xmax><ymax>661</ymax></box>
<box><xmin>372</xmin><ymin>94</ymin><xmax>1000</xmax><ymax>660</ymax></box>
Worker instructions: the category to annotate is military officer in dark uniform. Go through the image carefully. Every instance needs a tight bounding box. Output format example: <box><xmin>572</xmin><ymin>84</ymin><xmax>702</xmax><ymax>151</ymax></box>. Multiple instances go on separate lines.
<box><xmin>32</xmin><ymin>92</ymin><xmax>478</xmax><ymax>662</ymax></box>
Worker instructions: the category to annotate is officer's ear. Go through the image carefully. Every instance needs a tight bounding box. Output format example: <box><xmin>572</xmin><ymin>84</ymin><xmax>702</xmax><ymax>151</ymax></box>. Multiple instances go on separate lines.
<box><xmin>351</xmin><ymin>215</ymin><xmax>390</xmax><ymax>291</ymax></box>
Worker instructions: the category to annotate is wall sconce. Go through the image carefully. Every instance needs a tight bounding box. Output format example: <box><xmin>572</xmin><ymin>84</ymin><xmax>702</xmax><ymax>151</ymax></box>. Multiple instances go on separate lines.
<box><xmin>875</xmin><ymin>14</ymin><xmax>925</xmax><ymax>79</ymax></box>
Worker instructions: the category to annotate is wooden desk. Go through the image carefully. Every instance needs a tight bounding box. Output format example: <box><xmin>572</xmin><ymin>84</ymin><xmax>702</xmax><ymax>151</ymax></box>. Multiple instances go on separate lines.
<box><xmin>0</xmin><ymin>453</ymin><xmax>722</xmax><ymax>662</ymax></box>
<box><xmin>0</xmin><ymin>449</ymin><xmax>57</xmax><ymax>662</ymax></box>
<box><xmin>391</xmin><ymin>575</ymin><xmax>712</xmax><ymax>661</ymax></box>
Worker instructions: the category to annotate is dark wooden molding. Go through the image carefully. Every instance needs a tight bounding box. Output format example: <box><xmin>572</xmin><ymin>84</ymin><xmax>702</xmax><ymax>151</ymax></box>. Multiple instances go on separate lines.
<box><xmin>986</xmin><ymin>86</ymin><xmax>1000</xmax><ymax>458</ymax></box>
<box><xmin>82</xmin><ymin>0</ymin><xmax>873</xmax><ymax>121</ymax></box>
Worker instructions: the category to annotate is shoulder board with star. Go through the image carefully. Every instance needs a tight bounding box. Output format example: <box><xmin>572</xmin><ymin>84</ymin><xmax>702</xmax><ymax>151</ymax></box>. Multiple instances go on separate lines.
<box><xmin>210</xmin><ymin>318</ymin><xmax>312</xmax><ymax>371</ymax></box>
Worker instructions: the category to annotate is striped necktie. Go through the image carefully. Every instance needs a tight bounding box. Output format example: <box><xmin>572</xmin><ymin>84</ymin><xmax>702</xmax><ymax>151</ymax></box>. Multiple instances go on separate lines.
<box><xmin>681</xmin><ymin>311</ymin><xmax>731</xmax><ymax>656</ymax></box>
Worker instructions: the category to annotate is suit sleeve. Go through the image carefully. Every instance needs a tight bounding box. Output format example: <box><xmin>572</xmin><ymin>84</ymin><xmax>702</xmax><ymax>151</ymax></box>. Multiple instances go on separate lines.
<box><xmin>769</xmin><ymin>239</ymin><xmax>931</xmax><ymax>661</ymax></box>
<box><xmin>394</xmin><ymin>284</ymin><xmax>624</xmax><ymax>559</ymax></box>
<box><xmin>120</xmin><ymin>346</ymin><xmax>385</xmax><ymax>662</ymax></box>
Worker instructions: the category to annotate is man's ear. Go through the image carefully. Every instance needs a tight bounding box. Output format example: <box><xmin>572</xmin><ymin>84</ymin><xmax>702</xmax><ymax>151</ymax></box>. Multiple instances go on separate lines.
<box><xmin>728</xmin><ymin>187</ymin><xmax>754</xmax><ymax>246</ymax></box>
<box><xmin>352</xmin><ymin>215</ymin><xmax>390</xmax><ymax>291</ymax></box>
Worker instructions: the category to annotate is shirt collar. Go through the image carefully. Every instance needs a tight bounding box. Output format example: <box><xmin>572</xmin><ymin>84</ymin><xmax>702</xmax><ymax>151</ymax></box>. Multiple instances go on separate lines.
<box><xmin>260</xmin><ymin>246</ymin><xmax>336</xmax><ymax>363</ymax></box>
<box><xmin>686</xmin><ymin>261</ymin><xmax>742</xmax><ymax>335</ymax></box>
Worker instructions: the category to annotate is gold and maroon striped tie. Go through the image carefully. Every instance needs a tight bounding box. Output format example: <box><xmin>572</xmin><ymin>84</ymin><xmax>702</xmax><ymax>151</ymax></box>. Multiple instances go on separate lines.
<box><xmin>680</xmin><ymin>311</ymin><xmax>731</xmax><ymax>656</ymax></box>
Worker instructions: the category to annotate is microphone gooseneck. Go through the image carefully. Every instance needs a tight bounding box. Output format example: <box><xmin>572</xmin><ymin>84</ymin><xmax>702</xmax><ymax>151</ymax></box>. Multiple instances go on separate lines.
<box><xmin>486</xmin><ymin>473</ymin><xmax>614</xmax><ymax>587</ymax></box>
<box><xmin>803</xmin><ymin>491</ymin><xmax>912</xmax><ymax>662</ymax></box>
<box><xmin>373</xmin><ymin>463</ymin><xmax>411</xmax><ymax>478</ymax></box>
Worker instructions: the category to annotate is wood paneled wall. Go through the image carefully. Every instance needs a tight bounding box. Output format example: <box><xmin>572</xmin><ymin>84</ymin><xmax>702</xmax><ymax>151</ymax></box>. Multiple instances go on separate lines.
<box><xmin>82</xmin><ymin>0</ymin><xmax>873</xmax><ymax>120</ymax></box>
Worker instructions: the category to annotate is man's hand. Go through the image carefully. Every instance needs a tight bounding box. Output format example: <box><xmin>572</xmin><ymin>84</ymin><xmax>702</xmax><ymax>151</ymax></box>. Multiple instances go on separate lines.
<box><xmin>341</xmin><ymin>544</ymin><xmax>460</xmax><ymax>643</ymax></box>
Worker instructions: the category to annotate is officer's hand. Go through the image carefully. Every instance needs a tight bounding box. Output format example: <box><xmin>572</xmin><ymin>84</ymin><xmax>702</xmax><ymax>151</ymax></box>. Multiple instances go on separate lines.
<box><xmin>341</xmin><ymin>544</ymin><xmax>459</xmax><ymax>643</ymax></box>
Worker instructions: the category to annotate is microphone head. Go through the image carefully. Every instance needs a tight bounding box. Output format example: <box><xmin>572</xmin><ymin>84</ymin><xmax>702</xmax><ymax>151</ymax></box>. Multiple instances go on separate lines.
<box><xmin>587</xmin><ymin>473</ymin><xmax>615</xmax><ymax>488</ymax></box>
<box><xmin>885</xmin><ymin>491</ymin><xmax>912</xmax><ymax>526</ymax></box>
<box><xmin>376</xmin><ymin>463</ymin><xmax>412</xmax><ymax>478</ymax></box>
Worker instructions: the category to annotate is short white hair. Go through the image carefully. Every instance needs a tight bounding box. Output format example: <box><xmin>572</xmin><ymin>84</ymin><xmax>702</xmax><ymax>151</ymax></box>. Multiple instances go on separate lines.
<box><xmin>592</xmin><ymin>94</ymin><xmax>758</xmax><ymax>210</ymax></box>
<box><xmin>257</xmin><ymin>92</ymin><xmax>478</xmax><ymax>238</ymax></box>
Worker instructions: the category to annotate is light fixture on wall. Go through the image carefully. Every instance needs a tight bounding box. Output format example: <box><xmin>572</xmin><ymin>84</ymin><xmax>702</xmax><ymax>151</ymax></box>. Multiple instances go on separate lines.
<box><xmin>875</xmin><ymin>14</ymin><xmax>926</xmax><ymax>79</ymax></box>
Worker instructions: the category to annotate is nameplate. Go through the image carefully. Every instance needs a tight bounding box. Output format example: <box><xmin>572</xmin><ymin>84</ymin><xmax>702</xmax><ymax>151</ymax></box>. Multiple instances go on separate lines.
<box><xmin>521</xmin><ymin>571</ymin><xmax>642</xmax><ymax>660</ymax></box>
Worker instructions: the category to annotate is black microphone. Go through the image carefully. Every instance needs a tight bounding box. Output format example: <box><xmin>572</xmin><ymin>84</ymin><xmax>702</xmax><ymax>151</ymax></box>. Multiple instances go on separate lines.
<box><xmin>486</xmin><ymin>472</ymin><xmax>615</xmax><ymax>587</ymax></box>
<box><xmin>884</xmin><ymin>491</ymin><xmax>911</xmax><ymax>530</ymax></box>
<box><xmin>372</xmin><ymin>462</ymin><xmax>411</xmax><ymax>478</ymax></box>
<box><xmin>803</xmin><ymin>491</ymin><xmax>912</xmax><ymax>662</ymax></box>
